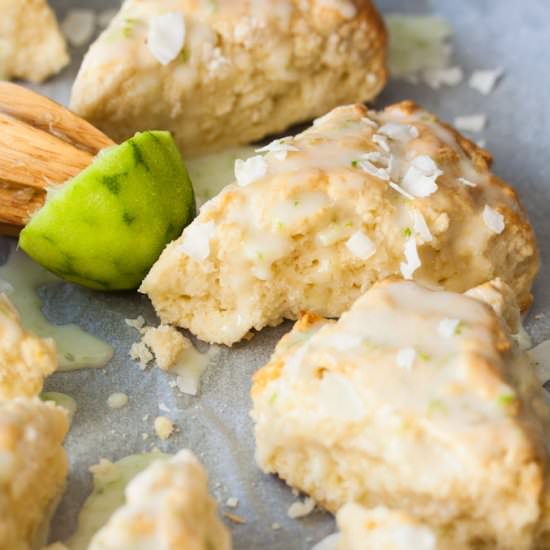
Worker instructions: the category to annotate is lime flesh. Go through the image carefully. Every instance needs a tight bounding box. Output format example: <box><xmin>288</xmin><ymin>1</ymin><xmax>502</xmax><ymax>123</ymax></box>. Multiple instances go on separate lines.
<box><xmin>20</xmin><ymin>131</ymin><xmax>195</xmax><ymax>290</ymax></box>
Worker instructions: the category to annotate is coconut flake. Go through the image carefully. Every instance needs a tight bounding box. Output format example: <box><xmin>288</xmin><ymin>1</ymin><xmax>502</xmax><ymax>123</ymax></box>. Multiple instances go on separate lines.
<box><xmin>438</xmin><ymin>318</ymin><xmax>460</xmax><ymax>337</ymax></box>
<box><xmin>454</xmin><ymin>114</ymin><xmax>487</xmax><ymax>133</ymax></box>
<box><xmin>482</xmin><ymin>205</ymin><xmax>505</xmax><ymax>234</ymax></box>
<box><xmin>288</xmin><ymin>497</ymin><xmax>316</xmax><ymax>519</ymax></box>
<box><xmin>346</xmin><ymin>231</ymin><xmax>376</xmax><ymax>260</ymax></box>
<box><xmin>180</xmin><ymin>221</ymin><xmax>216</xmax><ymax>260</ymax></box>
<box><xmin>469</xmin><ymin>68</ymin><xmax>504</xmax><ymax>95</ymax></box>
<box><xmin>402</xmin><ymin>155</ymin><xmax>442</xmax><ymax>198</ymax></box>
<box><xmin>413</xmin><ymin>210</ymin><xmax>432</xmax><ymax>243</ymax></box>
<box><xmin>400</xmin><ymin>237</ymin><xmax>421</xmax><ymax>279</ymax></box>
<box><xmin>362</xmin><ymin>151</ymin><xmax>389</xmax><ymax>166</ymax></box>
<box><xmin>396</xmin><ymin>347</ymin><xmax>416</xmax><ymax>370</ymax></box>
<box><xmin>147</xmin><ymin>13</ymin><xmax>186</xmax><ymax>65</ymax></box>
<box><xmin>358</xmin><ymin>159</ymin><xmax>390</xmax><ymax>181</ymax></box>
<box><xmin>372</xmin><ymin>134</ymin><xmax>391</xmax><ymax>153</ymax></box>
<box><xmin>458</xmin><ymin>177</ymin><xmax>477</xmax><ymax>188</ymax></box>
<box><xmin>256</xmin><ymin>139</ymin><xmax>299</xmax><ymax>161</ymax></box>
<box><xmin>423</xmin><ymin>66</ymin><xmax>463</xmax><ymax>89</ymax></box>
<box><xmin>389</xmin><ymin>182</ymin><xmax>414</xmax><ymax>200</ymax></box>
<box><xmin>234</xmin><ymin>155</ymin><xmax>268</xmax><ymax>187</ymax></box>
<box><xmin>378</xmin><ymin>122</ymin><xmax>419</xmax><ymax>142</ymax></box>
<box><xmin>61</xmin><ymin>9</ymin><xmax>97</xmax><ymax>46</ymax></box>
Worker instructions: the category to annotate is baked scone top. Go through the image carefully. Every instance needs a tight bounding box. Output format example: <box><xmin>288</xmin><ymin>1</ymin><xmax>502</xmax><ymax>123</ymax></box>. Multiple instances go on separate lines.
<box><xmin>88</xmin><ymin>449</ymin><xmax>231</xmax><ymax>550</ymax></box>
<box><xmin>142</xmin><ymin>101</ymin><xmax>538</xmax><ymax>345</ymax></box>
<box><xmin>0</xmin><ymin>294</ymin><xmax>57</xmax><ymax>400</ymax></box>
<box><xmin>71</xmin><ymin>0</ymin><xmax>387</xmax><ymax>155</ymax></box>
<box><xmin>251</xmin><ymin>280</ymin><xmax>550</xmax><ymax>547</ymax></box>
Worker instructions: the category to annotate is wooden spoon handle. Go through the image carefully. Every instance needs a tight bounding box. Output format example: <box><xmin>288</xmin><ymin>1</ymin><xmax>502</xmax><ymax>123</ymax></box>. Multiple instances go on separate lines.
<box><xmin>0</xmin><ymin>83</ymin><xmax>115</xmax><ymax>235</ymax></box>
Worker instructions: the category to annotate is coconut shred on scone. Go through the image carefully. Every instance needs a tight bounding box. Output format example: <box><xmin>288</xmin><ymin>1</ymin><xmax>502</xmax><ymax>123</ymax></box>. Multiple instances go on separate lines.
<box><xmin>141</xmin><ymin>101</ymin><xmax>538</xmax><ymax>346</ymax></box>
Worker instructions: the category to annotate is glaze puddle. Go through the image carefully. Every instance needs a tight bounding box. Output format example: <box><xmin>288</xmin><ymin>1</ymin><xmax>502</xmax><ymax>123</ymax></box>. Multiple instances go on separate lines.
<box><xmin>0</xmin><ymin>245</ymin><xmax>113</xmax><ymax>371</ymax></box>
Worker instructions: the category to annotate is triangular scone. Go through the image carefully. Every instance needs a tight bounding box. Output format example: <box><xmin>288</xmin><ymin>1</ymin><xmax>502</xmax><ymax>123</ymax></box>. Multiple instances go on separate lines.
<box><xmin>88</xmin><ymin>450</ymin><xmax>231</xmax><ymax>550</ymax></box>
<box><xmin>0</xmin><ymin>398</ymin><xmax>69</xmax><ymax>550</ymax></box>
<box><xmin>0</xmin><ymin>0</ymin><xmax>69</xmax><ymax>83</ymax></box>
<box><xmin>0</xmin><ymin>294</ymin><xmax>57</xmax><ymax>400</ymax></box>
<box><xmin>141</xmin><ymin>102</ymin><xmax>538</xmax><ymax>346</ymax></box>
<box><xmin>251</xmin><ymin>280</ymin><xmax>550</xmax><ymax>549</ymax></box>
<box><xmin>70</xmin><ymin>0</ymin><xmax>386</xmax><ymax>156</ymax></box>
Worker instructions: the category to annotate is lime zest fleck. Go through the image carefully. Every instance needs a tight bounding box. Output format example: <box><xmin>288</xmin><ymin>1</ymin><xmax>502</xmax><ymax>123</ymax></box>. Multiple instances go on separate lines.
<box><xmin>418</xmin><ymin>351</ymin><xmax>431</xmax><ymax>362</ymax></box>
<box><xmin>293</xmin><ymin>200</ymin><xmax>300</xmax><ymax>207</ymax></box>
<box><xmin>427</xmin><ymin>399</ymin><xmax>448</xmax><ymax>415</ymax></box>
<box><xmin>497</xmin><ymin>393</ymin><xmax>516</xmax><ymax>407</ymax></box>
<box><xmin>403</xmin><ymin>227</ymin><xmax>412</xmax><ymax>238</ymax></box>
<box><xmin>351</xmin><ymin>160</ymin><xmax>359</xmax><ymax>168</ymax></box>
<box><xmin>269</xmin><ymin>392</ymin><xmax>278</xmax><ymax>405</ymax></box>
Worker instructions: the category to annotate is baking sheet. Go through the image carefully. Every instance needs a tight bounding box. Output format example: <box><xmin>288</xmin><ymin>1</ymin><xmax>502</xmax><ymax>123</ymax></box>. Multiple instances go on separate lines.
<box><xmin>3</xmin><ymin>1</ymin><xmax>550</xmax><ymax>548</ymax></box>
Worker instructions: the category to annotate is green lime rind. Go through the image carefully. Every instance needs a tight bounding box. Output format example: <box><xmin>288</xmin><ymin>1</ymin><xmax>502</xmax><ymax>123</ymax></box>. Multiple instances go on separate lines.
<box><xmin>20</xmin><ymin>131</ymin><xmax>196</xmax><ymax>291</ymax></box>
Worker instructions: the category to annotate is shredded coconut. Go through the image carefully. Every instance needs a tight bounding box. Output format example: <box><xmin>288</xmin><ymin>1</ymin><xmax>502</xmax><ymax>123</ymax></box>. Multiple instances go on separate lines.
<box><xmin>389</xmin><ymin>182</ymin><xmax>414</xmax><ymax>200</ymax></box>
<box><xmin>226</xmin><ymin>497</ymin><xmax>239</xmax><ymax>508</ymax></box>
<box><xmin>180</xmin><ymin>221</ymin><xmax>216</xmax><ymax>261</ymax></box>
<box><xmin>372</xmin><ymin>134</ymin><xmax>391</xmax><ymax>153</ymax></box>
<box><xmin>438</xmin><ymin>318</ymin><xmax>460</xmax><ymax>338</ymax></box>
<box><xmin>147</xmin><ymin>13</ymin><xmax>186</xmax><ymax>65</ymax></box>
<box><xmin>345</xmin><ymin>231</ymin><xmax>376</xmax><ymax>260</ymax></box>
<box><xmin>396</xmin><ymin>347</ymin><xmax>416</xmax><ymax>370</ymax></box>
<box><xmin>288</xmin><ymin>497</ymin><xmax>316</xmax><ymax>519</ymax></box>
<box><xmin>482</xmin><ymin>205</ymin><xmax>505</xmax><ymax>234</ymax></box>
<box><xmin>402</xmin><ymin>155</ymin><xmax>442</xmax><ymax>198</ymax></box>
<box><xmin>423</xmin><ymin>66</ymin><xmax>463</xmax><ymax>89</ymax></box>
<box><xmin>378</xmin><ymin>122</ymin><xmax>419</xmax><ymax>142</ymax></box>
<box><xmin>235</xmin><ymin>155</ymin><xmax>268</xmax><ymax>187</ymax></box>
<box><xmin>458</xmin><ymin>177</ymin><xmax>477</xmax><ymax>188</ymax></box>
<box><xmin>454</xmin><ymin>114</ymin><xmax>487</xmax><ymax>133</ymax></box>
<box><xmin>469</xmin><ymin>68</ymin><xmax>504</xmax><ymax>95</ymax></box>
<box><xmin>400</xmin><ymin>237</ymin><xmax>421</xmax><ymax>279</ymax></box>
<box><xmin>61</xmin><ymin>9</ymin><xmax>97</xmax><ymax>46</ymax></box>
<box><xmin>413</xmin><ymin>210</ymin><xmax>432</xmax><ymax>243</ymax></box>
<box><xmin>358</xmin><ymin>159</ymin><xmax>390</xmax><ymax>181</ymax></box>
<box><xmin>256</xmin><ymin>139</ymin><xmax>299</xmax><ymax>161</ymax></box>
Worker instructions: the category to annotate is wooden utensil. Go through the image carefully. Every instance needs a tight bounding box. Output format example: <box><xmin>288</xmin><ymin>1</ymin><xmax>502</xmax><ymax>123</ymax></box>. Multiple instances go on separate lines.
<box><xmin>0</xmin><ymin>82</ymin><xmax>116</xmax><ymax>236</ymax></box>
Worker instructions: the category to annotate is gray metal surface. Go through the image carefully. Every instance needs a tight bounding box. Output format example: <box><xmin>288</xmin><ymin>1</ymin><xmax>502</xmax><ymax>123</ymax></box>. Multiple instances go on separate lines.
<box><xmin>3</xmin><ymin>1</ymin><xmax>550</xmax><ymax>547</ymax></box>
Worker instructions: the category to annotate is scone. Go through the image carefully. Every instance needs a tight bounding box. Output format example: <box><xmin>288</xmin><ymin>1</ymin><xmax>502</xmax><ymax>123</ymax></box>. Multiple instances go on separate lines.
<box><xmin>333</xmin><ymin>503</ymin><xmax>465</xmax><ymax>550</ymax></box>
<box><xmin>141</xmin><ymin>101</ymin><xmax>539</xmax><ymax>346</ymax></box>
<box><xmin>0</xmin><ymin>398</ymin><xmax>69</xmax><ymax>550</ymax></box>
<box><xmin>88</xmin><ymin>450</ymin><xmax>231</xmax><ymax>550</ymax></box>
<box><xmin>70</xmin><ymin>0</ymin><xmax>387</xmax><ymax>156</ymax></box>
<box><xmin>0</xmin><ymin>294</ymin><xmax>57</xmax><ymax>400</ymax></box>
<box><xmin>251</xmin><ymin>279</ymin><xmax>550</xmax><ymax>549</ymax></box>
<box><xmin>0</xmin><ymin>0</ymin><xmax>69</xmax><ymax>82</ymax></box>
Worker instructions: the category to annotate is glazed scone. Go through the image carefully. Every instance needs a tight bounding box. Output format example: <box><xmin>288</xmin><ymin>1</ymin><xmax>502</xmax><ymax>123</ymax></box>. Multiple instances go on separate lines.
<box><xmin>0</xmin><ymin>294</ymin><xmax>57</xmax><ymax>400</ymax></box>
<box><xmin>0</xmin><ymin>398</ymin><xmax>69</xmax><ymax>550</ymax></box>
<box><xmin>334</xmin><ymin>503</ymin><xmax>466</xmax><ymax>550</ymax></box>
<box><xmin>0</xmin><ymin>0</ymin><xmax>69</xmax><ymax>82</ymax></box>
<box><xmin>88</xmin><ymin>450</ymin><xmax>232</xmax><ymax>550</ymax></box>
<box><xmin>70</xmin><ymin>0</ymin><xmax>387</xmax><ymax>156</ymax></box>
<box><xmin>141</xmin><ymin>101</ymin><xmax>539</xmax><ymax>346</ymax></box>
<box><xmin>251</xmin><ymin>280</ymin><xmax>550</xmax><ymax>549</ymax></box>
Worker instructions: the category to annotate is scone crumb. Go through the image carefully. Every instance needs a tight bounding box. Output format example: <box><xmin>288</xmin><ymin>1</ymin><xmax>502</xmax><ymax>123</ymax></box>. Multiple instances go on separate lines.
<box><xmin>125</xmin><ymin>316</ymin><xmax>146</xmax><ymax>333</ymax></box>
<box><xmin>469</xmin><ymin>68</ymin><xmax>504</xmax><ymax>95</ymax></box>
<box><xmin>288</xmin><ymin>497</ymin><xmax>316</xmax><ymax>519</ymax></box>
<box><xmin>226</xmin><ymin>497</ymin><xmax>239</xmax><ymax>508</ymax></box>
<box><xmin>271</xmin><ymin>522</ymin><xmax>281</xmax><ymax>530</ymax></box>
<box><xmin>61</xmin><ymin>9</ymin><xmax>97</xmax><ymax>47</ymax></box>
<box><xmin>129</xmin><ymin>341</ymin><xmax>153</xmax><ymax>369</ymax></box>
<box><xmin>223</xmin><ymin>511</ymin><xmax>246</xmax><ymax>524</ymax></box>
<box><xmin>154</xmin><ymin>416</ymin><xmax>175</xmax><ymax>440</ymax></box>
<box><xmin>107</xmin><ymin>392</ymin><xmax>128</xmax><ymax>409</ymax></box>
<box><xmin>423</xmin><ymin>66</ymin><xmax>463</xmax><ymax>89</ymax></box>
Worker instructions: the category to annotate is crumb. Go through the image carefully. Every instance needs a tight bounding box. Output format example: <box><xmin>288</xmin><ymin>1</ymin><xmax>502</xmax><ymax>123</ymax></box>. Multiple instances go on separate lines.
<box><xmin>158</xmin><ymin>402</ymin><xmax>170</xmax><ymax>413</ymax></box>
<box><xmin>129</xmin><ymin>341</ymin><xmax>153</xmax><ymax>369</ymax></box>
<box><xmin>142</xmin><ymin>433</ymin><xmax>149</xmax><ymax>440</ymax></box>
<box><xmin>226</xmin><ymin>497</ymin><xmax>239</xmax><ymax>508</ymax></box>
<box><xmin>223</xmin><ymin>512</ymin><xmax>246</xmax><ymax>524</ymax></box>
<box><xmin>107</xmin><ymin>392</ymin><xmax>128</xmax><ymax>409</ymax></box>
<box><xmin>468</xmin><ymin>68</ymin><xmax>504</xmax><ymax>95</ymax></box>
<box><xmin>142</xmin><ymin>414</ymin><xmax>150</xmax><ymax>422</ymax></box>
<box><xmin>288</xmin><ymin>497</ymin><xmax>316</xmax><ymax>519</ymax></box>
<box><xmin>125</xmin><ymin>316</ymin><xmax>146</xmax><ymax>333</ymax></box>
<box><xmin>535</xmin><ymin>313</ymin><xmax>545</xmax><ymax>320</ymax></box>
<box><xmin>142</xmin><ymin>325</ymin><xmax>192</xmax><ymax>371</ymax></box>
<box><xmin>154</xmin><ymin>416</ymin><xmax>175</xmax><ymax>440</ymax></box>
<box><xmin>271</xmin><ymin>522</ymin><xmax>281</xmax><ymax>530</ymax></box>
<box><xmin>423</xmin><ymin>66</ymin><xmax>463</xmax><ymax>89</ymax></box>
